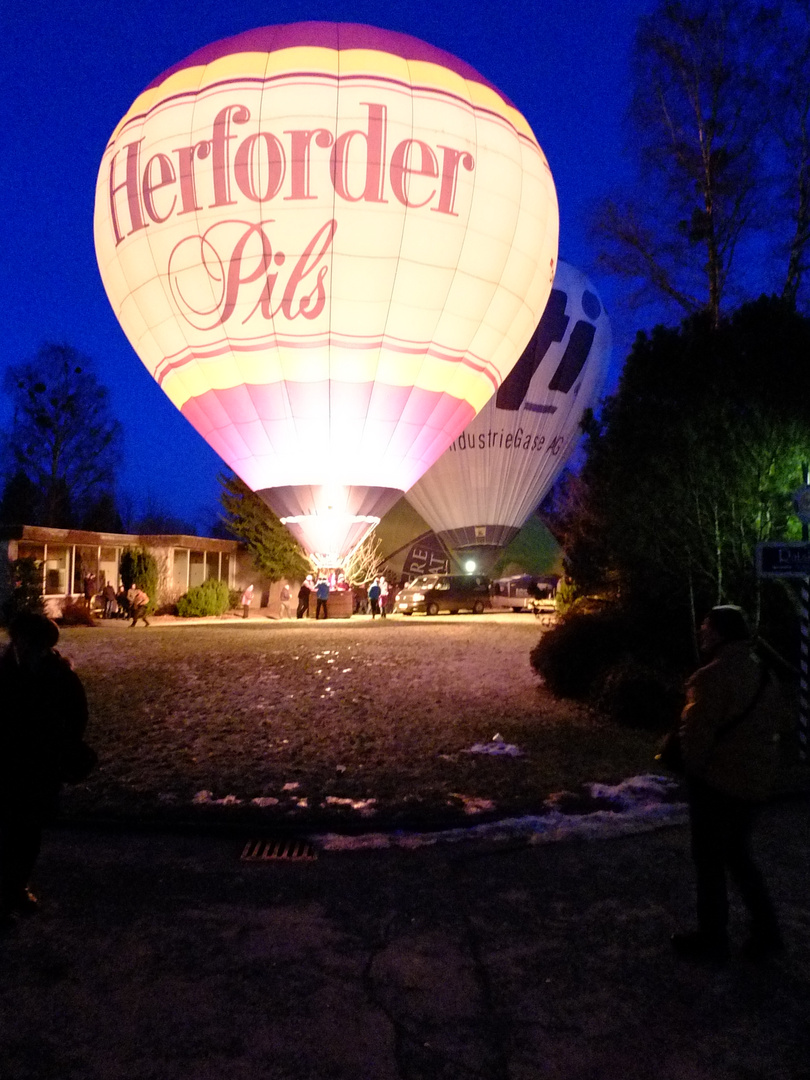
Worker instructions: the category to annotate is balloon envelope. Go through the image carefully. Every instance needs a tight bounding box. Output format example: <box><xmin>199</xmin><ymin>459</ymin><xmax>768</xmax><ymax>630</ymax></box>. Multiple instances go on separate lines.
<box><xmin>405</xmin><ymin>262</ymin><xmax>611</xmax><ymax>569</ymax></box>
<box><xmin>94</xmin><ymin>23</ymin><xmax>558</xmax><ymax>564</ymax></box>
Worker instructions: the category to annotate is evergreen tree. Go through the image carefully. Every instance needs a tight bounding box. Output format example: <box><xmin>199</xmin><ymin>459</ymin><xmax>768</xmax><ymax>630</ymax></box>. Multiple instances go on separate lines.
<box><xmin>0</xmin><ymin>471</ymin><xmax>40</xmax><ymax>527</ymax></box>
<box><xmin>219</xmin><ymin>474</ymin><xmax>311</xmax><ymax>582</ymax></box>
<box><xmin>1</xmin><ymin>343</ymin><xmax>122</xmax><ymax>527</ymax></box>
<box><xmin>120</xmin><ymin>547</ymin><xmax>159</xmax><ymax>612</ymax></box>
<box><xmin>561</xmin><ymin>298</ymin><xmax>810</xmax><ymax>635</ymax></box>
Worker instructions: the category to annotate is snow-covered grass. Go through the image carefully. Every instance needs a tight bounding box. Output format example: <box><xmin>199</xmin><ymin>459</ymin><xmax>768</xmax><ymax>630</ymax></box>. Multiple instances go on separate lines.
<box><xmin>51</xmin><ymin>615</ymin><xmax>666</xmax><ymax>828</ymax></box>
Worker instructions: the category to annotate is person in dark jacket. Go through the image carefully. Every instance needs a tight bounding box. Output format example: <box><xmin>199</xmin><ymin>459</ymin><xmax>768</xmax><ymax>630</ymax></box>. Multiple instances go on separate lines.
<box><xmin>672</xmin><ymin>605</ymin><xmax>784</xmax><ymax>963</ymax></box>
<box><xmin>297</xmin><ymin>576</ymin><xmax>314</xmax><ymax>619</ymax></box>
<box><xmin>0</xmin><ymin>613</ymin><xmax>89</xmax><ymax>924</ymax></box>
<box><xmin>315</xmin><ymin>577</ymin><xmax>330</xmax><ymax>619</ymax></box>
<box><xmin>367</xmin><ymin>579</ymin><xmax>381</xmax><ymax>618</ymax></box>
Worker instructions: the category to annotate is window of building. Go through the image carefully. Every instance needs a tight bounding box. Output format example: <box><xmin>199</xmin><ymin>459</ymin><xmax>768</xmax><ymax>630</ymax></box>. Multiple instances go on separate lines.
<box><xmin>73</xmin><ymin>546</ymin><xmax>100</xmax><ymax>595</ymax></box>
<box><xmin>172</xmin><ymin>549</ymin><xmax>189</xmax><ymax>594</ymax></box>
<box><xmin>220</xmin><ymin>552</ymin><xmax>230</xmax><ymax>586</ymax></box>
<box><xmin>17</xmin><ymin>542</ymin><xmax>45</xmax><ymax>563</ymax></box>
<box><xmin>44</xmin><ymin>545</ymin><xmax>70</xmax><ymax>595</ymax></box>
<box><xmin>205</xmin><ymin>551</ymin><xmax>220</xmax><ymax>581</ymax></box>
<box><xmin>189</xmin><ymin>550</ymin><xmax>205</xmax><ymax>589</ymax></box>
<box><xmin>99</xmin><ymin>546</ymin><xmax>119</xmax><ymax>591</ymax></box>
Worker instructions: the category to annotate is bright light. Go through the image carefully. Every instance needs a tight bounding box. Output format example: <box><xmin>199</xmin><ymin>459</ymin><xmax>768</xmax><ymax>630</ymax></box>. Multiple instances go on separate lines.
<box><xmin>464</xmin><ymin>560</ymin><xmax>477</xmax><ymax>573</ymax></box>
<box><xmin>94</xmin><ymin>23</ymin><xmax>558</xmax><ymax>564</ymax></box>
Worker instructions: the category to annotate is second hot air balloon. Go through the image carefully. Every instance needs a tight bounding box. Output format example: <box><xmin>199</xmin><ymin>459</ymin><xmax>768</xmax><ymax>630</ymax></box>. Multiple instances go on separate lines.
<box><xmin>94</xmin><ymin>22</ymin><xmax>559</xmax><ymax>566</ymax></box>
<box><xmin>405</xmin><ymin>262</ymin><xmax>611</xmax><ymax>572</ymax></box>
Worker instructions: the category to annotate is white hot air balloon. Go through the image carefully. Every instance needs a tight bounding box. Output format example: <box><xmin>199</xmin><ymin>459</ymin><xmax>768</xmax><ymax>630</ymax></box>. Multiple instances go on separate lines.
<box><xmin>405</xmin><ymin>261</ymin><xmax>611</xmax><ymax>571</ymax></box>
<box><xmin>94</xmin><ymin>22</ymin><xmax>559</xmax><ymax>567</ymax></box>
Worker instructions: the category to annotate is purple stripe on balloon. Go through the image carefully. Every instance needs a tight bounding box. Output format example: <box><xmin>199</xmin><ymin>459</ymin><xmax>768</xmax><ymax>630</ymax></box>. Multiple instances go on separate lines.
<box><xmin>146</xmin><ymin>21</ymin><xmax>506</xmax><ymax>102</ymax></box>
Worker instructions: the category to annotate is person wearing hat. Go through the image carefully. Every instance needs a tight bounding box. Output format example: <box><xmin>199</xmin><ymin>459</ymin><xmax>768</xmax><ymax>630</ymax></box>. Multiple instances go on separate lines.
<box><xmin>0</xmin><ymin>613</ymin><xmax>89</xmax><ymax>924</ymax></box>
<box><xmin>672</xmin><ymin>605</ymin><xmax>784</xmax><ymax>963</ymax></box>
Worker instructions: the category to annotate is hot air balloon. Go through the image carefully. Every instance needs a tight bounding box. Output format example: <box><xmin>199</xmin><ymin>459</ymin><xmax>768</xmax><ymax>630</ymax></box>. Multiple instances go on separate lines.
<box><xmin>94</xmin><ymin>23</ymin><xmax>558</xmax><ymax>566</ymax></box>
<box><xmin>405</xmin><ymin>262</ymin><xmax>611</xmax><ymax>572</ymax></box>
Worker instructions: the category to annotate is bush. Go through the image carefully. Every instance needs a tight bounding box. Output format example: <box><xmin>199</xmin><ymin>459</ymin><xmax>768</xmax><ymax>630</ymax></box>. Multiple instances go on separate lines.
<box><xmin>530</xmin><ymin>606</ymin><xmax>692</xmax><ymax>727</ymax></box>
<box><xmin>530</xmin><ymin>611</ymin><xmax>630</xmax><ymax>700</ymax></box>
<box><xmin>177</xmin><ymin>578</ymin><xmax>231</xmax><ymax>617</ymax></box>
<box><xmin>120</xmin><ymin>548</ymin><xmax>158</xmax><ymax>613</ymax></box>
<box><xmin>1</xmin><ymin>556</ymin><xmax>44</xmax><ymax>624</ymax></box>
<box><xmin>592</xmin><ymin>659</ymin><xmax>684</xmax><ymax>731</ymax></box>
<box><xmin>59</xmin><ymin>601</ymin><xmax>98</xmax><ymax>627</ymax></box>
<box><xmin>228</xmin><ymin>589</ymin><xmax>243</xmax><ymax>612</ymax></box>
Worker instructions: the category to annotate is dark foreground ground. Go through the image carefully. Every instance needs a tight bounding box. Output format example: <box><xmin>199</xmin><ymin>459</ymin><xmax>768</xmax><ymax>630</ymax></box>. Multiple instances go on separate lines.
<box><xmin>1</xmin><ymin>796</ymin><xmax>808</xmax><ymax>1080</ymax></box>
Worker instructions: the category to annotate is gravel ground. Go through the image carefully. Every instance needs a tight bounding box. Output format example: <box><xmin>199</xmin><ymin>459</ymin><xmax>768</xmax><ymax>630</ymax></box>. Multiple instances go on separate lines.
<box><xmin>51</xmin><ymin>613</ymin><xmax>658</xmax><ymax>831</ymax></box>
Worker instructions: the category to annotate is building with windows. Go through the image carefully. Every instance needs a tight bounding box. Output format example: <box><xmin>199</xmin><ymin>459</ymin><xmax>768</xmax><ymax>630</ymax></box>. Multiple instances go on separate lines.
<box><xmin>0</xmin><ymin>525</ymin><xmax>252</xmax><ymax>616</ymax></box>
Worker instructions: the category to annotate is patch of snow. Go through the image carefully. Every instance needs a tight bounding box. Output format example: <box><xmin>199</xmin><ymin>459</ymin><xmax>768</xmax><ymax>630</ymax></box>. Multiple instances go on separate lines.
<box><xmin>465</xmin><ymin>740</ymin><xmax>524</xmax><ymax>757</ymax></box>
<box><xmin>192</xmin><ymin>790</ymin><xmax>243</xmax><ymax>806</ymax></box>
<box><xmin>315</xmin><ymin>774</ymin><xmax>687</xmax><ymax>852</ymax></box>
<box><xmin>325</xmin><ymin>796</ymin><xmax>377</xmax><ymax>815</ymax></box>
<box><xmin>452</xmin><ymin>794</ymin><xmax>496</xmax><ymax>815</ymax></box>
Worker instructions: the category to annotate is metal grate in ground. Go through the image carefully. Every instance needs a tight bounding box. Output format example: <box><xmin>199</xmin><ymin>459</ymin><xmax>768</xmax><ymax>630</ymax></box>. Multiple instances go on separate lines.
<box><xmin>240</xmin><ymin>838</ymin><xmax>318</xmax><ymax>862</ymax></box>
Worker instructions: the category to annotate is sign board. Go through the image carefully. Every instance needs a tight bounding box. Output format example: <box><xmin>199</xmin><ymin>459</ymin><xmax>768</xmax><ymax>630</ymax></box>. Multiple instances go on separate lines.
<box><xmin>757</xmin><ymin>542</ymin><xmax>810</xmax><ymax>578</ymax></box>
<box><xmin>793</xmin><ymin>486</ymin><xmax>810</xmax><ymax>525</ymax></box>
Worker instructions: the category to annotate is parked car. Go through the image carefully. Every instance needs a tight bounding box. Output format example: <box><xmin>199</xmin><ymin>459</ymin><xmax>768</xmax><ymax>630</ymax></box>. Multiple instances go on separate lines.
<box><xmin>490</xmin><ymin>574</ymin><xmax>558</xmax><ymax>613</ymax></box>
<box><xmin>395</xmin><ymin>573</ymin><xmax>491</xmax><ymax>615</ymax></box>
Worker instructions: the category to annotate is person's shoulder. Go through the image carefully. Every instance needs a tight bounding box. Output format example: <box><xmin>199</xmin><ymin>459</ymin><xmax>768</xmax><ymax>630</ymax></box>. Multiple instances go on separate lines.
<box><xmin>686</xmin><ymin>656</ymin><xmax>721</xmax><ymax>687</ymax></box>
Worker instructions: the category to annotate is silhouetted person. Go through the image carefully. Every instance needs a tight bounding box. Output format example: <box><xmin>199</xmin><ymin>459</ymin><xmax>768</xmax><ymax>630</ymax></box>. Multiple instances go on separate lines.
<box><xmin>83</xmin><ymin>571</ymin><xmax>97</xmax><ymax>612</ymax></box>
<box><xmin>116</xmin><ymin>585</ymin><xmax>129</xmax><ymax>620</ymax></box>
<box><xmin>368</xmin><ymin>578</ymin><xmax>381</xmax><ymax>618</ymax></box>
<box><xmin>279</xmin><ymin>582</ymin><xmax>291</xmax><ymax>619</ymax></box>
<box><xmin>102</xmin><ymin>583</ymin><xmax>118</xmax><ymax>618</ymax></box>
<box><xmin>128</xmin><ymin>585</ymin><xmax>150</xmax><ymax>627</ymax></box>
<box><xmin>241</xmin><ymin>584</ymin><xmax>254</xmax><ymax>619</ymax></box>
<box><xmin>672</xmin><ymin>605</ymin><xmax>784</xmax><ymax>963</ymax></box>
<box><xmin>315</xmin><ymin>577</ymin><xmax>330</xmax><ymax>619</ymax></box>
<box><xmin>379</xmin><ymin>576</ymin><xmax>389</xmax><ymax>618</ymax></box>
<box><xmin>0</xmin><ymin>613</ymin><xmax>89</xmax><ymax>924</ymax></box>
<box><xmin>297</xmin><ymin>576</ymin><xmax>314</xmax><ymax>619</ymax></box>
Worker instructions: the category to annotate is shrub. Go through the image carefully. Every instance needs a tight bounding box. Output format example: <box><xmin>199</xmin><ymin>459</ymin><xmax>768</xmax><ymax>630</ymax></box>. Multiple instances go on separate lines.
<box><xmin>59</xmin><ymin>601</ymin><xmax>98</xmax><ymax>627</ymax></box>
<box><xmin>2</xmin><ymin>556</ymin><xmax>44</xmax><ymax>624</ymax></box>
<box><xmin>120</xmin><ymin>548</ymin><xmax>158</xmax><ymax>613</ymax></box>
<box><xmin>592</xmin><ymin>659</ymin><xmax>684</xmax><ymax>731</ymax></box>
<box><xmin>530</xmin><ymin>611</ymin><xmax>631</xmax><ymax>700</ymax></box>
<box><xmin>228</xmin><ymin>588</ymin><xmax>242</xmax><ymax>612</ymax></box>
<box><xmin>177</xmin><ymin>578</ymin><xmax>231</xmax><ymax>617</ymax></box>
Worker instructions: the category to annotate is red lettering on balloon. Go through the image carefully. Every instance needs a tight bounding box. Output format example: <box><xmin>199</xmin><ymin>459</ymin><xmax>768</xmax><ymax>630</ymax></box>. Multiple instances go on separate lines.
<box><xmin>106</xmin><ymin>102</ymin><xmax>474</xmax><ymax>245</ymax></box>
<box><xmin>167</xmin><ymin>219</ymin><xmax>336</xmax><ymax>331</ymax></box>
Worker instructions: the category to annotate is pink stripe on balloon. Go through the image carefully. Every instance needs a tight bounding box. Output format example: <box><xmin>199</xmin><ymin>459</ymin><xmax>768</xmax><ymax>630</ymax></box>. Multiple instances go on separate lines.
<box><xmin>180</xmin><ymin>381</ymin><xmax>476</xmax><ymax>488</ymax></box>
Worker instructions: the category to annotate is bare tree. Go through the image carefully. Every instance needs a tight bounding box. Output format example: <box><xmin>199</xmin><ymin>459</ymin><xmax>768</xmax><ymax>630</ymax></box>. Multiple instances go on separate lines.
<box><xmin>764</xmin><ymin>0</ymin><xmax>810</xmax><ymax>307</ymax></box>
<box><xmin>593</xmin><ymin>0</ymin><xmax>810</xmax><ymax>323</ymax></box>
<box><xmin>341</xmin><ymin>532</ymin><xmax>386</xmax><ymax>587</ymax></box>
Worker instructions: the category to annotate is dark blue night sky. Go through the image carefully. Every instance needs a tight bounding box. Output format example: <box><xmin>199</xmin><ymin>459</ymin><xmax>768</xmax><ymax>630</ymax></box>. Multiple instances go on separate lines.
<box><xmin>2</xmin><ymin>0</ymin><xmax>655</xmax><ymax>531</ymax></box>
